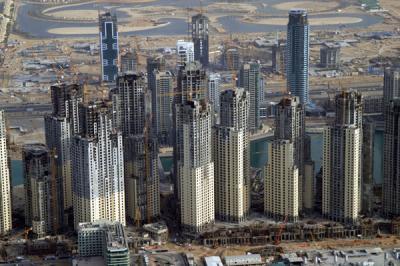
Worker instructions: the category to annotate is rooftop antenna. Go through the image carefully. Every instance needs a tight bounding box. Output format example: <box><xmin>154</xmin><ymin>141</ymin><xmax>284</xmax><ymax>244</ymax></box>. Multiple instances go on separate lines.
<box><xmin>199</xmin><ymin>0</ymin><xmax>203</xmax><ymax>15</ymax></box>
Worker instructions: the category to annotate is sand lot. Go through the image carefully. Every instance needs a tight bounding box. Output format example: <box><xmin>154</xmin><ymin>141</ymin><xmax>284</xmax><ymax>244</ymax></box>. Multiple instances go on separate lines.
<box><xmin>243</xmin><ymin>16</ymin><xmax>362</xmax><ymax>26</ymax></box>
<box><xmin>273</xmin><ymin>1</ymin><xmax>339</xmax><ymax>12</ymax></box>
<box><xmin>47</xmin><ymin>22</ymin><xmax>170</xmax><ymax>35</ymax></box>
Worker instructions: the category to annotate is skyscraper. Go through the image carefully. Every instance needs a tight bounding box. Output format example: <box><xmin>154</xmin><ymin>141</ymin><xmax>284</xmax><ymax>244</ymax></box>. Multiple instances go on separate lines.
<box><xmin>23</xmin><ymin>144</ymin><xmax>55</xmax><ymax>238</ymax></box>
<box><xmin>265</xmin><ymin>140</ymin><xmax>299</xmax><ymax>222</ymax></box>
<box><xmin>179</xmin><ymin>101</ymin><xmax>214</xmax><ymax>233</ymax></box>
<box><xmin>192</xmin><ymin>13</ymin><xmax>209</xmax><ymax>67</ymax></box>
<box><xmin>120</xmin><ymin>51</ymin><xmax>138</xmax><ymax>74</ymax></box>
<box><xmin>322</xmin><ymin>91</ymin><xmax>362</xmax><ymax>224</ymax></box>
<box><xmin>45</xmin><ymin>84</ymin><xmax>83</xmax><ymax>227</ymax></box>
<box><xmin>99</xmin><ymin>12</ymin><xmax>119</xmax><ymax>82</ymax></box>
<box><xmin>238</xmin><ymin>62</ymin><xmax>262</xmax><ymax>131</ymax></box>
<box><xmin>214</xmin><ymin>88</ymin><xmax>249</xmax><ymax>223</ymax></box>
<box><xmin>0</xmin><ymin>111</ymin><xmax>11</xmax><ymax>235</ymax></box>
<box><xmin>114</xmin><ymin>74</ymin><xmax>146</xmax><ymax>136</ymax></box>
<box><xmin>383</xmin><ymin>99</ymin><xmax>400</xmax><ymax>217</ymax></box>
<box><xmin>72</xmin><ymin>101</ymin><xmax>125</xmax><ymax>228</ymax></box>
<box><xmin>176</xmin><ymin>40</ymin><xmax>194</xmax><ymax>67</ymax></box>
<box><xmin>151</xmin><ymin>70</ymin><xmax>173</xmax><ymax>145</ymax></box>
<box><xmin>124</xmin><ymin>135</ymin><xmax>160</xmax><ymax>224</ymax></box>
<box><xmin>274</xmin><ymin>96</ymin><xmax>305</xmax><ymax>210</ymax></box>
<box><xmin>272</xmin><ymin>40</ymin><xmax>286</xmax><ymax>74</ymax></box>
<box><xmin>207</xmin><ymin>73</ymin><xmax>221</xmax><ymax>121</ymax></box>
<box><xmin>174</xmin><ymin>62</ymin><xmax>207</xmax><ymax>203</ymax></box>
<box><xmin>286</xmin><ymin>9</ymin><xmax>310</xmax><ymax>104</ymax></box>
<box><xmin>383</xmin><ymin>68</ymin><xmax>400</xmax><ymax>104</ymax></box>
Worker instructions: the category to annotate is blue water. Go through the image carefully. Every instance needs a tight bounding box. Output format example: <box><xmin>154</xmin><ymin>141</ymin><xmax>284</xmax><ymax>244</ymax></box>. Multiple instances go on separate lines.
<box><xmin>15</xmin><ymin>1</ymin><xmax>383</xmax><ymax>38</ymax></box>
<box><xmin>11</xmin><ymin>160</ymin><xmax>23</xmax><ymax>186</ymax></box>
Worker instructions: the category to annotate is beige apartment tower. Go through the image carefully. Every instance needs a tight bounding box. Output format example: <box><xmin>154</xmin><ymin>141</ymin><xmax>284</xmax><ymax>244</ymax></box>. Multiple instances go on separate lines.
<box><xmin>179</xmin><ymin>101</ymin><xmax>214</xmax><ymax>234</ymax></box>
<box><xmin>0</xmin><ymin>111</ymin><xmax>11</xmax><ymax>235</ymax></box>
<box><xmin>322</xmin><ymin>91</ymin><xmax>362</xmax><ymax>224</ymax></box>
<box><xmin>265</xmin><ymin>140</ymin><xmax>299</xmax><ymax>222</ymax></box>
<box><xmin>214</xmin><ymin>88</ymin><xmax>249</xmax><ymax>223</ymax></box>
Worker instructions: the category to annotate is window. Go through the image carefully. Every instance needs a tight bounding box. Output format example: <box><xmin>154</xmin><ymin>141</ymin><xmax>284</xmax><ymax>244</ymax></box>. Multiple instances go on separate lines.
<box><xmin>103</xmin><ymin>59</ymin><xmax>108</xmax><ymax>66</ymax></box>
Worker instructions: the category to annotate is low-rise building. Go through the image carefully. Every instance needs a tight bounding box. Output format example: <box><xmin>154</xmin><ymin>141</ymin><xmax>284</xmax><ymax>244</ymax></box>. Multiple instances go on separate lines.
<box><xmin>224</xmin><ymin>254</ymin><xmax>263</xmax><ymax>266</ymax></box>
<box><xmin>78</xmin><ymin>220</ymin><xmax>129</xmax><ymax>266</ymax></box>
<box><xmin>143</xmin><ymin>222</ymin><xmax>169</xmax><ymax>245</ymax></box>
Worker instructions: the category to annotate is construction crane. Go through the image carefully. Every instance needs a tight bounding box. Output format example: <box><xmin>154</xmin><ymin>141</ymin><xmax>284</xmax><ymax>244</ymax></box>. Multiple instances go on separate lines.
<box><xmin>274</xmin><ymin>215</ymin><xmax>288</xmax><ymax>245</ymax></box>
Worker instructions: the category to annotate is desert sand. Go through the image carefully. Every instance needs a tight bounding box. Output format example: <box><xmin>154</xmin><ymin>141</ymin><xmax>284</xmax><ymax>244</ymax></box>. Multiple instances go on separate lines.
<box><xmin>273</xmin><ymin>1</ymin><xmax>339</xmax><ymax>12</ymax></box>
<box><xmin>47</xmin><ymin>22</ymin><xmax>170</xmax><ymax>35</ymax></box>
<box><xmin>243</xmin><ymin>16</ymin><xmax>362</xmax><ymax>26</ymax></box>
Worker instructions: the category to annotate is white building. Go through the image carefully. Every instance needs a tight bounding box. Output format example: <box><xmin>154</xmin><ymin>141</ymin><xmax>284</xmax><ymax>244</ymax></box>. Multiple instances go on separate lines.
<box><xmin>265</xmin><ymin>140</ymin><xmax>299</xmax><ymax>222</ymax></box>
<box><xmin>208</xmin><ymin>73</ymin><xmax>221</xmax><ymax>122</ymax></box>
<box><xmin>176</xmin><ymin>40</ymin><xmax>194</xmax><ymax>67</ymax></box>
<box><xmin>0</xmin><ymin>111</ymin><xmax>11</xmax><ymax>235</ymax></box>
<box><xmin>72</xmin><ymin>102</ymin><xmax>125</xmax><ymax>229</ymax></box>
<box><xmin>214</xmin><ymin>88</ymin><xmax>250</xmax><ymax>223</ymax></box>
<box><xmin>323</xmin><ymin>91</ymin><xmax>362</xmax><ymax>224</ymax></box>
<box><xmin>179</xmin><ymin>101</ymin><xmax>214</xmax><ymax>233</ymax></box>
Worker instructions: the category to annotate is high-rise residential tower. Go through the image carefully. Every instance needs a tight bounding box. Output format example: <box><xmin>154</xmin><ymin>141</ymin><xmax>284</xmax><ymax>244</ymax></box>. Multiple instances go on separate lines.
<box><xmin>322</xmin><ymin>91</ymin><xmax>362</xmax><ymax>224</ymax></box>
<box><xmin>384</xmin><ymin>68</ymin><xmax>400</xmax><ymax>104</ymax></box>
<box><xmin>120</xmin><ymin>51</ymin><xmax>138</xmax><ymax>74</ymax></box>
<box><xmin>45</xmin><ymin>84</ymin><xmax>83</xmax><ymax>227</ymax></box>
<box><xmin>383</xmin><ymin>99</ymin><xmax>400</xmax><ymax>217</ymax></box>
<box><xmin>265</xmin><ymin>140</ymin><xmax>299</xmax><ymax>222</ymax></box>
<box><xmin>192</xmin><ymin>13</ymin><xmax>209</xmax><ymax>67</ymax></box>
<box><xmin>124</xmin><ymin>135</ymin><xmax>160</xmax><ymax>224</ymax></box>
<box><xmin>23</xmin><ymin>144</ymin><xmax>55</xmax><ymax>238</ymax></box>
<box><xmin>176</xmin><ymin>40</ymin><xmax>194</xmax><ymax>67</ymax></box>
<box><xmin>274</xmin><ymin>96</ymin><xmax>305</xmax><ymax>210</ymax></box>
<box><xmin>72</xmin><ymin>101</ymin><xmax>125</xmax><ymax>228</ymax></box>
<box><xmin>179</xmin><ymin>101</ymin><xmax>214</xmax><ymax>233</ymax></box>
<box><xmin>0</xmin><ymin>111</ymin><xmax>11</xmax><ymax>235</ymax></box>
<box><xmin>286</xmin><ymin>9</ymin><xmax>310</xmax><ymax>104</ymax></box>
<box><xmin>174</xmin><ymin>62</ymin><xmax>207</xmax><ymax>203</ymax></box>
<box><xmin>238</xmin><ymin>62</ymin><xmax>262</xmax><ymax>131</ymax></box>
<box><xmin>214</xmin><ymin>88</ymin><xmax>249</xmax><ymax>223</ymax></box>
<box><xmin>99</xmin><ymin>12</ymin><xmax>119</xmax><ymax>82</ymax></box>
<box><xmin>207</xmin><ymin>73</ymin><xmax>221</xmax><ymax>121</ymax></box>
<box><xmin>151</xmin><ymin>70</ymin><xmax>173</xmax><ymax>145</ymax></box>
<box><xmin>114</xmin><ymin>73</ymin><xmax>146</xmax><ymax>136</ymax></box>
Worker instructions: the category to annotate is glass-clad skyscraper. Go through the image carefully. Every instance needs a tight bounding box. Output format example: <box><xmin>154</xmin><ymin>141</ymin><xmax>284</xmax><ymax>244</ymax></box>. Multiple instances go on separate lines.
<box><xmin>286</xmin><ymin>9</ymin><xmax>309</xmax><ymax>104</ymax></box>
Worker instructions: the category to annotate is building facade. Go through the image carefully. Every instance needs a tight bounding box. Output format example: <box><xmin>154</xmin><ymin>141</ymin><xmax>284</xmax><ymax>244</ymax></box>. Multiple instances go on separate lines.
<box><xmin>151</xmin><ymin>70</ymin><xmax>173</xmax><ymax>145</ymax></box>
<box><xmin>114</xmin><ymin>73</ymin><xmax>146</xmax><ymax>136</ymax></box>
<box><xmin>214</xmin><ymin>88</ymin><xmax>250</xmax><ymax>223</ymax></box>
<box><xmin>322</xmin><ymin>91</ymin><xmax>362</xmax><ymax>224</ymax></box>
<box><xmin>124</xmin><ymin>135</ymin><xmax>160</xmax><ymax>224</ymax></box>
<box><xmin>23</xmin><ymin>144</ymin><xmax>55</xmax><ymax>238</ymax></box>
<box><xmin>286</xmin><ymin>9</ymin><xmax>310</xmax><ymax>104</ymax></box>
<box><xmin>274</xmin><ymin>96</ymin><xmax>305</xmax><ymax>211</ymax></box>
<box><xmin>272</xmin><ymin>40</ymin><xmax>286</xmax><ymax>74</ymax></box>
<box><xmin>265</xmin><ymin>140</ymin><xmax>299</xmax><ymax>222</ymax></box>
<box><xmin>99</xmin><ymin>12</ymin><xmax>119</xmax><ymax>82</ymax></box>
<box><xmin>45</xmin><ymin>84</ymin><xmax>83</xmax><ymax>226</ymax></box>
<box><xmin>72</xmin><ymin>102</ymin><xmax>125</xmax><ymax>228</ymax></box>
<box><xmin>383</xmin><ymin>99</ymin><xmax>400</xmax><ymax>217</ymax></box>
<box><xmin>192</xmin><ymin>13</ymin><xmax>209</xmax><ymax>67</ymax></box>
<box><xmin>238</xmin><ymin>62</ymin><xmax>261</xmax><ymax>131</ymax></box>
<box><xmin>120</xmin><ymin>51</ymin><xmax>138</xmax><ymax>74</ymax></box>
<box><xmin>0</xmin><ymin>111</ymin><xmax>11</xmax><ymax>235</ymax></box>
<box><xmin>179</xmin><ymin>101</ymin><xmax>214</xmax><ymax>233</ymax></box>
<box><xmin>320</xmin><ymin>43</ymin><xmax>340</xmax><ymax>69</ymax></box>
<box><xmin>384</xmin><ymin>68</ymin><xmax>400</xmax><ymax>104</ymax></box>
<box><xmin>207</xmin><ymin>73</ymin><xmax>221</xmax><ymax>121</ymax></box>
<box><xmin>176</xmin><ymin>40</ymin><xmax>195</xmax><ymax>67</ymax></box>
<box><xmin>78</xmin><ymin>220</ymin><xmax>129</xmax><ymax>265</ymax></box>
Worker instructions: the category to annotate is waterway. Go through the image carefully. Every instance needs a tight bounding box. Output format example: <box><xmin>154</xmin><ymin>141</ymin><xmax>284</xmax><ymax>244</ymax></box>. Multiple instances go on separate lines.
<box><xmin>15</xmin><ymin>0</ymin><xmax>383</xmax><ymax>38</ymax></box>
